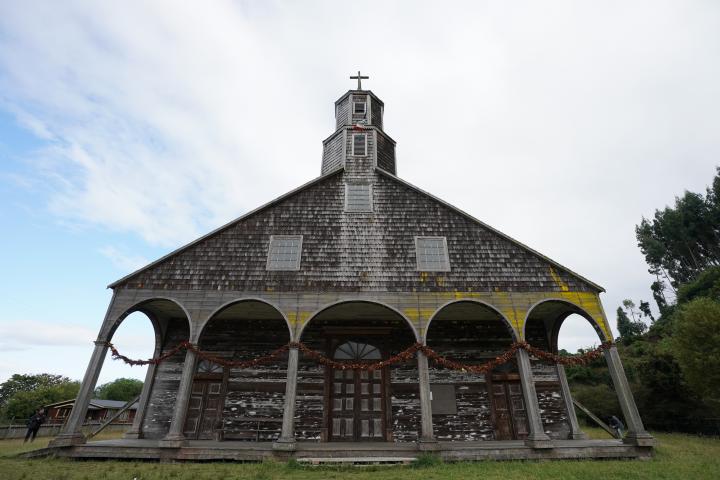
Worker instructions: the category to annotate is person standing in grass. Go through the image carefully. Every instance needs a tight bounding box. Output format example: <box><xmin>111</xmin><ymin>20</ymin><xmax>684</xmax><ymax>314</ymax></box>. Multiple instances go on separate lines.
<box><xmin>608</xmin><ymin>415</ymin><xmax>625</xmax><ymax>439</ymax></box>
<box><xmin>24</xmin><ymin>408</ymin><xmax>47</xmax><ymax>443</ymax></box>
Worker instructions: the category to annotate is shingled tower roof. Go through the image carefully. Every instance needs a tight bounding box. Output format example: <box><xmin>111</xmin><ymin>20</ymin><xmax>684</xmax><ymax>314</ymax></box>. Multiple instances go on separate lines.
<box><xmin>110</xmin><ymin>79</ymin><xmax>603</xmax><ymax>293</ymax></box>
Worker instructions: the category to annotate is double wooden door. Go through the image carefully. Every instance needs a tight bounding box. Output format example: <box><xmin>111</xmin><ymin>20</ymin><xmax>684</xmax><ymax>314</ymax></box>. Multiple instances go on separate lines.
<box><xmin>183</xmin><ymin>378</ymin><xmax>224</xmax><ymax>439</ymax></box>
<box><xmin>327</xmin><ymin>340</ymin><xmax>387</xmax><ymax>441</ymax></box>
<box><xmin>329</xmin><ymin>367</ymin><xmax>386</xmax><ymax>440</ymax></box>
<box><xmin>490</xmin><ymin>380</ymin><xmax>529</xmax><ymax>440</ymax></box>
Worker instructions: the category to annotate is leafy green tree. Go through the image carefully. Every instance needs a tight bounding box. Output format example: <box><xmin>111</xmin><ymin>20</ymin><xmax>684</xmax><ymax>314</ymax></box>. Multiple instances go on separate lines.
<box><xmin>616</xmin><ymin>306</ymin><xmax>645</xmax><ymax>340</ymax></box>
<box><xmin>0</xmin><ymin>374</ymin><xmax>73</xmax><ymax>408</ymax></box>
<box><xmin>94</xmin><ymin>378</ymin><xmax>143</xmax><ymax>402</ymax></box>
<box><xmin>676</xmin><ymin>266</ymin><xmax>720</xmax><ymax>304</ymax></box>
<box><xmin>636</xmin><ymin>167</ymin><xmax>720</xmax><ymax>290</ymax></box>
<box><xmin>2</xmin><ymin>381</ymin><xmax>80</xmax><ymax>421</ymax></box>
<box><xmin>672</xmin><ymin>297</ymin><xmax>720</xmax><ymax>411</ymax></box>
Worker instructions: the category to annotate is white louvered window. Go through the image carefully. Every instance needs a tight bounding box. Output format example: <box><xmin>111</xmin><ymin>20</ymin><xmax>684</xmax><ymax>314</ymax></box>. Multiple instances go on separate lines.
<box><xmin>353</xmin><ymin>102</ymin><xmax>366</xmax><ymax>114</ymax></box>
<box><xmin>352</xmin><ymin>133</ymin><xmax>367</xmax><ymax>156</ymax></box>
<box><xmin>415</xmin><ymin>236</ymin><xmax>450</xmax><ymax>272</ymax></box>
<box><xmin>266</xmin><ymin>235</ymin><xmax>303</xmax><ymax>271</ymax></box>
<box><xmin>345</xmin><ymin>183</ymin><xmax>373</xmax><ymax>212</ymax></box>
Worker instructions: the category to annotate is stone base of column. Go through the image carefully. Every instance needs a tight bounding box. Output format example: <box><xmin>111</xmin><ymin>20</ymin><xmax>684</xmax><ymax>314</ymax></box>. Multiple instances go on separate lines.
<box><xmin>418</xmin><ymin>439</ymin><xmax>440</xmax><ymax>451</ymax></box>
<box><xmin>272</xmin><ymin>438</ymin><xmax>297</xmax><ymax>451</ymax></box>
<box><xmin>123</xmin><ymin>429</ymin><xmax>142</xmax><ymax>440</ymax></box>
<box><xmin>624</xmin><ymin>432</ymin><xmax>656</xmax><ymax>447</ymax></box>
<box><xmin>525</xmin><ymin>433</ymin><xmax>553</xmax><ymax>449</ymax></box>
<box><xmin>159</xmin><ymin>434</ymin><xmax>186</xmax><ymax>448</ymax></box>
<box><xmin>49</xmin><ymin>432</ymin><xmax>87</xmax><ymax>447</ymax></box>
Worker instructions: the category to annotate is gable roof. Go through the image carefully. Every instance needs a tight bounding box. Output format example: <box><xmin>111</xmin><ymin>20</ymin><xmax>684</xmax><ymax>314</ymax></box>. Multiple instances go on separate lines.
<box><xmin>108</xmin><ymin>168</ymin><xmax>344</xmax><ymax>288</ymax></box>
<box><xmin>374</xmin><ymin>168</ymin><xmax>604</xmax><ymax>292</ymax></box>
<box><xmin>109</xmin><ymin>167</ymin><xmax>603</xmax><ymax>293</ymax></box>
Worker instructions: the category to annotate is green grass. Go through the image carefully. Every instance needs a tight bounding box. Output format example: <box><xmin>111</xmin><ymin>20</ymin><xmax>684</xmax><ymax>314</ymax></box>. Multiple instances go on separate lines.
<box><xmin>0</xmin><ymin>430</ymin><xmax>719</xmax><ymax>479</ymax></box>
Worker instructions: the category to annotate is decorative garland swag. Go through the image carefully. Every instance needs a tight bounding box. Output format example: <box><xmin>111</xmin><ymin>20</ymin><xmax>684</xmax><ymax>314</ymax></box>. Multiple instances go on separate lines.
<box><xmin>106</xmin><ymin>339</ymin><xmax>613</xmax><ymax>374</ymax></box>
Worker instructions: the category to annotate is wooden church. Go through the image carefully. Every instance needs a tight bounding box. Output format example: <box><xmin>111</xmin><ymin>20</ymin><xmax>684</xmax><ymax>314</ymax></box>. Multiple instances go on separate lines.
<box><xmin>49</xmin><ymin>74</ymin><xmax>654</xmax><ymax>461</ymax></box>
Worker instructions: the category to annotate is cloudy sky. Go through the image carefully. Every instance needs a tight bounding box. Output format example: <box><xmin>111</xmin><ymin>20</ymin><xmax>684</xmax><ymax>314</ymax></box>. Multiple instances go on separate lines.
<box><xmin>1</xmin><ymin>1</ymin><xmax>718</xmax><ymax>385</ymax></box>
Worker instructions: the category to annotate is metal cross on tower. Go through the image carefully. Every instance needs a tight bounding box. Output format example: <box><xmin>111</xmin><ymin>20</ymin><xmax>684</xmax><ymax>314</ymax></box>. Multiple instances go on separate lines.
<box><xmin>350</xmin><ymin>71</ymin><xmax>369</xmax><ymax>90</ymax></box>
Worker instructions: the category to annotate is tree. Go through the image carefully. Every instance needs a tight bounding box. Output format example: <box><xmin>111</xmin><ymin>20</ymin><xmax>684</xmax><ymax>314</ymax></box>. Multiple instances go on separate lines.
<box><xmin>636</xmin><ymin>168</ymin><xmax>720</xmax><ymax>290</ymax></box>
<box><xmin>94</xmin><ymin>378</ymin><xmax>143</xmax><ymax>402</ymax></box>
<box><xmin>672</xmin><ymin>297</ymin><xmax>720</xmax><ymax>411</ymax></box>
<box><xmin>0</xmin><ymin>374</ymin><xmax>73</xmax><ymax>408</ymax></box>
<box><xmin>616</xmin><ymin>306</ymin><xmax>645</xmax><ymax>340</ymax></box>
<box><xmin>2</xmin><ymin>381</ymin><xmax>80</xmax><ymax>421</ymax></box>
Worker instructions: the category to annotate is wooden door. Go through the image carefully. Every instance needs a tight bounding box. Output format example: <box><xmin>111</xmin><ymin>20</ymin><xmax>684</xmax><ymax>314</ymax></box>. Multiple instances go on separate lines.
<box><xmin>327</xmin><ymin>341</ymin><xmax>386</xmax><ymax>441</ymax></box>
<box><xmin>507</xmin><ymin>383</ymin><xmax>529</xmax><ymax>439</ymax></box>
<box><xmin>183</xmin><ymin>379</ymin><xmax>224</xmax><ymax>439</ymax></box>
<box><xmin>490</xmin><ymin>381</ymin><xmax>529</xmax><ymax>440</ymax></box>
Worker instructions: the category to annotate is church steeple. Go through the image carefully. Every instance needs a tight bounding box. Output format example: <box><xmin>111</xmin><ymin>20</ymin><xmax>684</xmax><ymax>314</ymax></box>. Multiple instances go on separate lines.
<box><xmin>321</xmin><ymin>72</ymin><xmax>397</xmax><ymax>175</ymax></box>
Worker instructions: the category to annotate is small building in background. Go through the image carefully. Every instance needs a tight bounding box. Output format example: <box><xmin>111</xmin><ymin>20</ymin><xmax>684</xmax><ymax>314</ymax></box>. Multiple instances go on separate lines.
<box><xmin>45</xmin><ymin>399</ymin><xmax>137</xmax><ymax>425</ymax></box>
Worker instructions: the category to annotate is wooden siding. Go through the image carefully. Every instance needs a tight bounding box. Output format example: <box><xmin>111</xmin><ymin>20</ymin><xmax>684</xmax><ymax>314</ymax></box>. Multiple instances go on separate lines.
<box><xmin>115</xmin><ymin>169</ymin><xmax>596</xmax><ymax>293</ymax></box>
<box><xmin>370</xmin><ymin>95</ymin><xmax>383</xmax><ymax>130</ymax></box>
<box><xmin>198</xmin><ymin>318</ymin><xmax>289</xmax><ymax>441</ymax></box>
<box><xmin>321</xmin><ymin>131</ymin><xmax>344</xmax><ymax>175</ymax></box>
<box><xmin>142</xmin><ymin>319</ymin><xmax>190</xmax><ymax>439</ymax></box>
<box><xmin>335</xmin><ymin>97</ymin><xmax>350</xmax><ymax>130</ymax></box>
<box><xmin>427</xmin><ymin>318</ymin><xmax>513</xmax><ymax>441</ymax></box>
<box><xmin>375</xmin><ymin>130</ymin><xmax>396</xmax><ymax>174</ymax></box>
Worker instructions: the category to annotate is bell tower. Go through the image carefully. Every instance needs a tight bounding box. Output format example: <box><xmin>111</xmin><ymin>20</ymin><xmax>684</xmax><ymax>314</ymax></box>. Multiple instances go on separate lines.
<box><xmin>321</xmin><ymin>72</ymin><xmax>397</xmax><ymax>176</ymax></box>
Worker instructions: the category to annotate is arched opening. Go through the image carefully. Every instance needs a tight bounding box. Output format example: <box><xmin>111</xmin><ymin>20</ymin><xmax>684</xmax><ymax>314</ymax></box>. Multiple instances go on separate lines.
<box><xmin>102</xmin><ymin>298</ymin><xmax>191</xmax><ymax>440</ymax></box>
<box><xmin>185</xmin><ymin>300</ymin><xmax>291</xmax><ymax>441</ymax></box>
<box><xmin>524</xmin><ymin>299</ymin><xmax>617</xmax><ymax>440</ymax></box>
<box><xmin>74</xmin><ymin>311</ymin><xmax>155</xmax><ymax>435</ymax></box>
<box><xmin>298</xmin><ymin>301</ymin><xmax>418</xmax><ymax>442</ymax></box>
<box><xmin>425</xmin><ymin>301</ymin><xmax>526</xmax><ymax>441</ymax></box>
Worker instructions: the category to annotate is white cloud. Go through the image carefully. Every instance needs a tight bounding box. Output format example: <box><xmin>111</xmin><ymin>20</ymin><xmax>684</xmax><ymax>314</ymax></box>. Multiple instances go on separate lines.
<box><xmin>0</xmin><ymin>320</ymin><xmax>96</xmax><ymax>348</ymax></box>
<box><xmin>99</xmin><ymin>245</ymin><xmax>149</xmax><ymax>273</ymax></box>
<box><xmin>0</xmin><ymin>0</ymin><xmax>718</xmax><ymax>351</ymax></box>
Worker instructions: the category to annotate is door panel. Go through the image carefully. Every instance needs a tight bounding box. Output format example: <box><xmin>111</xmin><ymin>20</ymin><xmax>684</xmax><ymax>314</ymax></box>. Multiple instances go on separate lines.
<box><xmin>183</xmin><ymin>379</ymin><xmax>224</xmax><ymax>439</ymax></box>
<box><xmin>491</xmin><ymin>381</ymin><xmax>529</xmax><ymax>440</ymax></box>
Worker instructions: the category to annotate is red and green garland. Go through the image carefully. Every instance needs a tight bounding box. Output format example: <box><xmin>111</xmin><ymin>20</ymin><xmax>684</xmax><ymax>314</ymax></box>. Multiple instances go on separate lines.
<box><xmin>105</xmin><ymin>339</ymin><xmax>612</xmax><ymax>373</ymax></box>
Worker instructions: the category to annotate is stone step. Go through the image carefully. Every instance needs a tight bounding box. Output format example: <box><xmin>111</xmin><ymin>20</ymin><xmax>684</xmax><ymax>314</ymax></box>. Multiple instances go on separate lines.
<box><xmin>297</xmin><ymin>456</ymin><xmax>417</xmax><ymax>466</ymax></box>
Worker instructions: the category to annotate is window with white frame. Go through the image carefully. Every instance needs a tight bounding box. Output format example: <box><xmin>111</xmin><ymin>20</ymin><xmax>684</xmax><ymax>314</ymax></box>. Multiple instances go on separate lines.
<box><xmin>352</xmin><ymin>133</ymin><xmax>367</xmax><ymax>156</ymax></box>
<box><xmin>345</xmin><ymin>183</ymin><xmax>373</xmax><ymax>212</ymax></box>
<box><xmin>353</xmin><ymin>102</ymin><xmax>366</xmax><ymax>114</ymax></box>
<box><xmin>266</xmin><ymin>235</ymin><xmax>303</xmax><ymax>271</ymax></box>
<box><xmin>415</xmin><ymin>236</ymin><xmax>450</xmax><ymax>271</ymax></box>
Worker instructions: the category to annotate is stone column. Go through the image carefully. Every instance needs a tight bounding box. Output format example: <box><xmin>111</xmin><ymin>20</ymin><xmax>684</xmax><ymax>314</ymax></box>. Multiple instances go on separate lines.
<box><xmin>556</xmin><ymin>364</ymin><xmax>587</xmax><ymax>440</ymax></box>
<box><xmin>604</xmin><ymin>346</ymin><xmax>655</xmax><ymax>446</ymax></box>
<box><xmin>50</xmin><ymin>340</ymin><xmax>108</xmax><ymax>446</ymax></box>
<box><xmin>417</xmin><ymin>350</ymin><xmax>437</xmax><ymax>447</ymax></box>
<box><xmin>274</xmin><ymin>345</ymin><xmax>299</xmax><ymax>451</ymax></box>
<box><xmin>160</xmin><ymin>348</ymin><xmax>197</xmax><ymax>446</ymax></box>
<box><xmin>516</xmin><ymin>348</ymin><xmax>552</xmax><ymax>448</ymax></box>
<box><xmin>123</xmin><ymin>351</ymin><xmax>159</xmax><ymax>439</ymax></box>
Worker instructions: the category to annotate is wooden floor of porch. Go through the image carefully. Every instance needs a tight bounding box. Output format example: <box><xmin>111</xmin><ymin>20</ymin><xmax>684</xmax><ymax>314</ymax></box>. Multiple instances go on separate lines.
<box><xmin>26</xmin><ymin>437</ymin><xmax>653</xmax><ymax>462</ymax></box>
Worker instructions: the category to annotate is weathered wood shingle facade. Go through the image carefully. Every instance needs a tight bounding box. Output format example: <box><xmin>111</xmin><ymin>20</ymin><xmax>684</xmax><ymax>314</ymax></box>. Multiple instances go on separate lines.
<box><xmin>50</xmin><ymin>81</ymin><xmax>654</xmax><ymax>461</ymax></box>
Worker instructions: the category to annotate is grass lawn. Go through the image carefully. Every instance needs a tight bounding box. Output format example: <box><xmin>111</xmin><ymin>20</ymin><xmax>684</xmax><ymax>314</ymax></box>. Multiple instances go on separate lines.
<box><xmin>0</xmin><ymin>429</ymin><xmax>718</xmax><ymax>480</ymax></box>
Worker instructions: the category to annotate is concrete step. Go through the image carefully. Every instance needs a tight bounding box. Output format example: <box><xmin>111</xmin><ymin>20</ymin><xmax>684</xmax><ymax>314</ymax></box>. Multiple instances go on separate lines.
<box><xmin>297</xmin><ymin>456</ymin><xmax>417</xmax><ymax>466</ymax></box>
